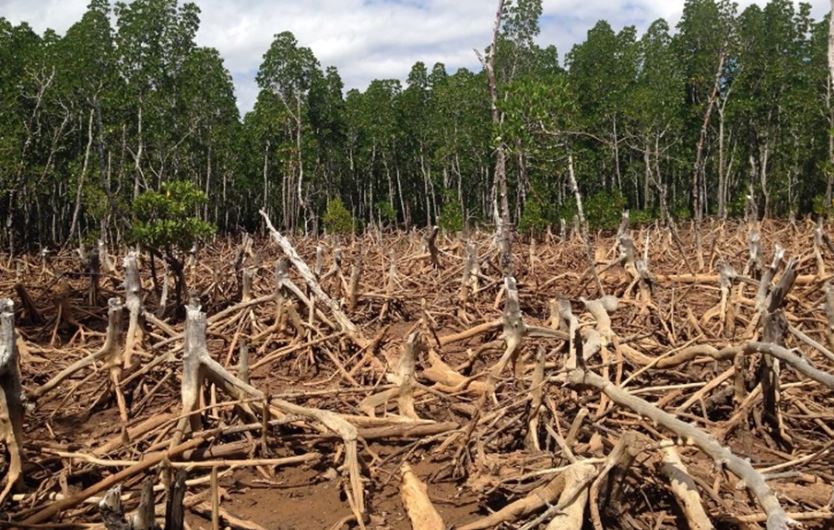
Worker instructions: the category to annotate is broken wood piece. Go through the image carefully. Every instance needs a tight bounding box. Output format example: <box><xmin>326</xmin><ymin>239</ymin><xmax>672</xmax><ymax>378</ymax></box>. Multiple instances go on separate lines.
<box><xmin>544</xmin><ymin>461</ymin><xmax>596</xmax><ymax>530</ymax></box>
<box><xmin>661</xmin><ymin>446</ymin><xmax>714</xmax><ymax>530</ymax></box>
<box><xmin>0</xmin><ymin>298</ymin><xmax>24</xmax><ymax>505</ymax></box>
<box><xmin>260</xmin><ymin>210</ymin><xmax>365</xmax><ymax>347</ymax></box>
<box><xmin>400</xmin><ymin>463</ymin><xmax>444</xmax><ymax>530</ymax></box>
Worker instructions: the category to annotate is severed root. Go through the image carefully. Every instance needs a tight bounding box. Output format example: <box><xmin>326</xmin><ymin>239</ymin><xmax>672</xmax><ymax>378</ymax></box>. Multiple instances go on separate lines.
<box><xmin>582</xmin><ymin>295</ymin><xmax>618</xmax><ymax>346</ymax></box>
<box><xmin>589</xmin><ymin>431</ymin><xmax>649</xmax><ymax>530</ymax></box>
<box><xmin>567</xmin><ymin>367</ymin><xmax>793</xmax><ymax>530</ymax></box>
<box><xmin>400</xmin><ymin>463</ymin><xmax>444</xmax><ymax>530</ymax></box>
<box><xmin>360</xmin><ymin>332</ymin><xmax>425</xmax><ymax>418</ymax></box>
<box><xmin>422</xmin><ymin>348</ymin><xmax>487</xmax><ymax>395</ymax></box>
<box><xmin>33</xmin><ymin>298</ymin><xmax>125</xmax><ymax>400</ymax></box>
<box><xmin>661</xmin><ymin>446</ymin><xmax>714</xmax><ymax>530</ymax></box>
<box><xmin>0</xmin><ymin>299</ymin><xmax>24</xmax><ymax>505</ymax></box>
<box><xmin>458</xmin><ymin>460</ymin><xmax>581</xmax><ymax>530</ymax></box>
<box><xmin>544</xmin><ymin>461</ymin><xmax>596</xmax><ymax>530</ymax></box>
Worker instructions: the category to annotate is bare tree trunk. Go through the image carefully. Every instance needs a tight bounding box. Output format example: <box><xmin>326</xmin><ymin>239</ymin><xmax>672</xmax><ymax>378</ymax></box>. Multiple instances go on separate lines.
<box><xmin>691</xmin><ymin>52</ymin><xmax>725</xmax><ymax>223</ymax></box>
<box><xmin>828</xmin><ymin>0</ymin><xmax>834</xmax><ymax>205</ymax></box>
<box><xmin>479</xmin><ymin>0</ymin><xmax>511</xmax><ymax>274</ymax></box>
<box><xmin>68</xmin><ymin>109</ymin><xmax>95</xmax><ymax>246</ymax></box>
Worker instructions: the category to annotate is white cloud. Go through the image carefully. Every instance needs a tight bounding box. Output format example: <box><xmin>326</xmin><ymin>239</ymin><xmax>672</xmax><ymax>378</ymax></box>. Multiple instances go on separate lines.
<box><xmin>1</xmin><ymin>0</ymin><xmax>829</xmax><ymax>112</ymax></box>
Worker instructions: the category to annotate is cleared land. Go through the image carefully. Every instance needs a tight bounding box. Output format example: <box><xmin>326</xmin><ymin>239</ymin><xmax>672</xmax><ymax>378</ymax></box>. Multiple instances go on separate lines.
<box><xmin>1</xmin><ymin>218</ymin><xmax>833</xmax><ymax>530</ymax></box>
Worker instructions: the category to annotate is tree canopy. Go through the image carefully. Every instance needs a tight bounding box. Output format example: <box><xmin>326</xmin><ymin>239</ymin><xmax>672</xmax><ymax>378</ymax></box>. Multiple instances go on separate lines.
<box><xmin>1</xmin><ymin>0</ymin><xmax>832</xmax><ymax>250</ymax></box>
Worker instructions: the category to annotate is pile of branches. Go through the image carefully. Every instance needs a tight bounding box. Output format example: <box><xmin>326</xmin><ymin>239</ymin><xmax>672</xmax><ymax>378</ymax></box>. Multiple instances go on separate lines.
<box><xmin>1</xmin><ymin>213</ymin><xmax>833</xmax><ymax>530</ymax></box>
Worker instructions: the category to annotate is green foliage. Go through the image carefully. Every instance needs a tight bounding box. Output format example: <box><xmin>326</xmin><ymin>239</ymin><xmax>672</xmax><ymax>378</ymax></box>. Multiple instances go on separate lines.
<box><xmin>629</xmin><ymin>209</ymin><xmax>655</xmax><ymax>226</ymax></box>
<box><xmin>438</xmin><ymin>199</ymin><xmax>464</xmax><ymax>233</ymax></box>
<box><xmin>585</xmin><ymin>191</ymin><xmax>627</xmax><ymax>230</ymax></box>
<box><xmin>376</xmin><ymin>201</ymin><xmax>396</xmax><ymax>225</ymax></box>
<box><xmin>728</xmin><ymin>193</ymin><xmax>748</xmax><ymax>218</ymax></box>
<box><xmin>323</xmin><ymin>197</ymin><xmax>353</xmax><ymax>234</ymax></box>
<box><xmin>518</xmin><ymin>193</ymin><xmax>551</xmax><ymax>234</ymax></box>
<box><xmin>131</xmin><ymin>181</ymin><xmax>214</xmax><ymax>253</ymax></box>
<box><xmin>812</xmin><ymin>194</ymin><xmax>834</xmax><ymax>217</ymax></box>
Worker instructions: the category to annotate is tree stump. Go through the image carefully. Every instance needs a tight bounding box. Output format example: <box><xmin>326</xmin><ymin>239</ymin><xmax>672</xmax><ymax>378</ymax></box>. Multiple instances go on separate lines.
<box><xmin>0</xmin><ymin>299</ymin><xmax>24</xmax><ymax>504</ymax></box>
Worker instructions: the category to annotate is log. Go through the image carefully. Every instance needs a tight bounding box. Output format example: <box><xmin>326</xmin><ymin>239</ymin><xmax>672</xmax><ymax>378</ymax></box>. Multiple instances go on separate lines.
<box><xmin>400</xmin><ymin>463</ymin><xmax>444</xmax><ymax>530</ymax></box>
<box><xmin>661</xmin><ymin>447</ymin><xmax>714</xmax><ymax>530</ymax></box>
<box><xmin>260</xmin><ymin>210</ymin><xmax>363</xmax><ymax>345</ymax></box>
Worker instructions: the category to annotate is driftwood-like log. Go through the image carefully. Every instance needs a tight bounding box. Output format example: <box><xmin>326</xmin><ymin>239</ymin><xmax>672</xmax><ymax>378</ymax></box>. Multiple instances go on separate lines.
<box><xmin>661</xmin><ymin>447</ymin><xmax>714</xmax><ymax>530</ymax></box>
<box><xmin>260</xmin><ymin>210</ymin><xmax>363</xmax><ymax>345</ymax></box>
<box><xmin>0</xmin><ymin>299</ymin><xmax>24</xmax><ymax>504</ymax></box>
<box><xmin>545</xmin><ymin>461</ymin><xmax>595</xmax><ymax>530</ymax></box>
<box><xmin>400</xmin><ymin>463</ymin><xmax>444</xmax><ymax>530</ymax></box>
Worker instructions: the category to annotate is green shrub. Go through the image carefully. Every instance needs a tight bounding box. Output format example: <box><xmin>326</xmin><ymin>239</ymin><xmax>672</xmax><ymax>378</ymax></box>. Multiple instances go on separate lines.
<box><xmin>376</xmin><ymin>201</ymin><xmax>396</xmax><ymax>226</ymax></box>
<box><xmin>585</xmin><ymin>190</ymin><xmax>627</xmax><ymax>230</ymax></box>
<box><xmin>629</xmin><ymin>209</ymin><xmax>654</xmax><ymax>226</ymax></box>
<box><xmin>518</xmin><ymin>194</ymin><xmax>550</xmax><ymax>234</ymax></box>
<box><xmin>812</xmin><ymin>194</ymin><xmax>833</xmax><ymax>217</ymax></box>
<box><xmin>727</xmin><ymin>193</ymin><xmax>747</xmax><ymax>218</ymax></box>
<box><xmin>131</xmin><ymin>180</ymin><xmax>214</xmax><ymax>311</ymax></box>
<box><xmin>438</xmin><ymin>199</ymin><xmax>463</xmax><ymax>233</ymax></box>
<box><xmin>131</xmin><ymin>180</ymin><xmax>214</xmax><ymax>253</ymax></box>
<box><xmin>323</xmin><ymin>197</ymin><xmax>354</xmax><ymax>234</ymax></box>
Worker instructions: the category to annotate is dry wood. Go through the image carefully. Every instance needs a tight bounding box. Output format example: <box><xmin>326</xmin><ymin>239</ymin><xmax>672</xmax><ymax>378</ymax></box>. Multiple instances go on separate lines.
<box><xmin>0</xmin><ymin>299</ymin><xmax>24</xmax><ymax>504</ymax></box>
<box><xmin>661</xmin><ymin>446</ymin><xmax>714</xmax><ymax>530</ymax></box>
<box><xmin>400</xmin><ymin>463</ymin><xmax>444</xmax><ymax>530</ymax></box>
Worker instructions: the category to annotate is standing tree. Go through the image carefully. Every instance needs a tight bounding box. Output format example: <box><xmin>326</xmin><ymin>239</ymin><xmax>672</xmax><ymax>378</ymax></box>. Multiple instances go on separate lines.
<box><xmin>131</xmin><ymin>180</ymin><xmax>214</xmax><ymax>312</ymax></box>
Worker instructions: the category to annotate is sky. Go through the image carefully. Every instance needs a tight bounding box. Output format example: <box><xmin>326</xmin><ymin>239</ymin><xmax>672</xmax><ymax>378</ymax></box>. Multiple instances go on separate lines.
<box><xmin>1</xmin><ymin>0</ymin><xmax>829</xmax><ymax>113</ymax></box>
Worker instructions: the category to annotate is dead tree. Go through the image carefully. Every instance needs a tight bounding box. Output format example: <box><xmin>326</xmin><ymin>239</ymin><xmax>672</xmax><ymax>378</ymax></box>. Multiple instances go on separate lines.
<box><xmin>567</xmin><ymin>154</ymin><xmax>605</xmax><ymax>296</ymax></box>
<box><xmin>458</xmin><ymin>241</ymin><xmax>480</xmax><ymax>320</ymax></box>
<box><xmin>423</xmin><ymin>226</ymin><xmax>440</xmax><ymax>269</ymax></box>
<box><xmin>86</xmin><ymin>245</ymin><xmax>100</xmax><ymax>305</ymax></box>
<box><xmin>347</xmin><ymin>253</ymin><xmax>363</xmax><ymax>312</ymax></box>
<box><xmin>172</xmin><ymin>302</ymin><xmax>265</xmax><ymax>446</ymax></box>
<box><xmin>0</xmin><ymin>299</ymin><xmax>23</xmax><ymax>504</ymax></box>
<box><xmin>123</xmin><ymin>252</ymin><xmax>144</xmax><ymax>368</ymax></box>
<box><xmin>97</xmin><ymin>478</ymin><xmax>156</xmax><ymax>530</ymax></box>
<box><xmin>758</xmin><ymin>258</ymin><xmax>797</xmax><ymax>448</ymax></box>
<box><xmin>260</xmin><ymin>210</ymin><xmax>365</xmax><ymax>347</ymax></box>
<box><xmin>475</xmin><ymin>0</ymin><xmax>512</xmax><ymax>276</ymax></box>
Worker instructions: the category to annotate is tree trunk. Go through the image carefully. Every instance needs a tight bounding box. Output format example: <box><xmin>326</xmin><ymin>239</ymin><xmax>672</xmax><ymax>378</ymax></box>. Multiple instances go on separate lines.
<box><xmin>691</xmin><ymin>52</ymin><xmax>725</xmax><ymax>223</ymax></box>
<box><xmin>827</xmin><ymin>0</ymin><xmax>834</xmax><ymax>205</ymax></box>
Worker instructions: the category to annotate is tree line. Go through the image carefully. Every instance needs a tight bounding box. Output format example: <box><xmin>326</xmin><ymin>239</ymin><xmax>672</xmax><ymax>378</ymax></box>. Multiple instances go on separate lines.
<box><xmin>1</xmin><ymin>0</ymin><xmax>832</xmax><ymax>251</ymax></box>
